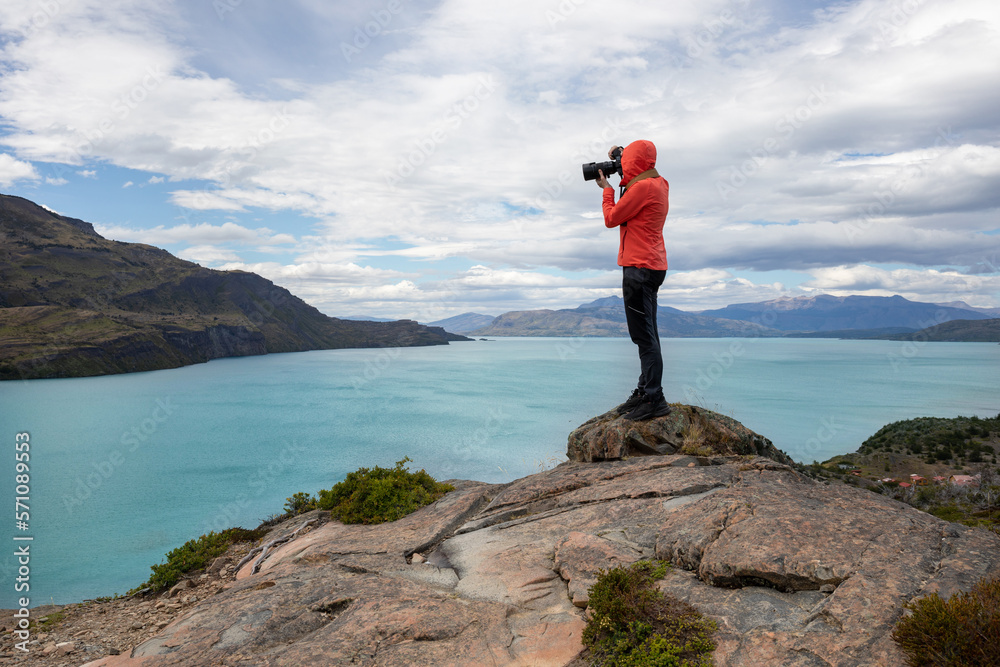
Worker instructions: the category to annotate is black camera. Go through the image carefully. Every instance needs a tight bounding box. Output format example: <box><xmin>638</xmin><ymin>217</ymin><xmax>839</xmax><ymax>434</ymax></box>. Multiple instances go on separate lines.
<box><xmin>581</xmin><ymin>146</ymin><xmax>623</xmax><ymax>181</ymax></box>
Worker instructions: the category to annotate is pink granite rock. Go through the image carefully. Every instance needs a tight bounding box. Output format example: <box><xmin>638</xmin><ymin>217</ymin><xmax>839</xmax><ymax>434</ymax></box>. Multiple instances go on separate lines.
<box><xmin>554</xmin><ymin>532</ymin><xmax>641</xmax><ymax>607</ymax></box>
<box><xmin>80</xmin><ymin>420</ymin><xmax>1000</xmax><ymax>667</ymax></box>
<box><xmin>567</xmin><ymin>404</ymin><xmax>793</xmax><ymax>464</ymax></box>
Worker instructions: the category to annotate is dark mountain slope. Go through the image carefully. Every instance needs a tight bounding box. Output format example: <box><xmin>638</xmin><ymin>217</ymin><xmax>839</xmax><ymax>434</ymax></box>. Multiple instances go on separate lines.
<box><xmin>882</xmin><ymin>318</ymin><xmax>1000</xmax><ymax>342</ymax></box>
<box><xmin>0</xmin><ymin>194</ymin><xmax>464</xmax><ymax>380</ymax></box>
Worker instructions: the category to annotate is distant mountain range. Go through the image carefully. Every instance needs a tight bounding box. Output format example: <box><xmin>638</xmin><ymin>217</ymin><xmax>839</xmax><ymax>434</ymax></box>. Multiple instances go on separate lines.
<box><xmin>339</xmin><ymin>315</ymin><xmax>398</xmax><ymax>323</ymax></box>
<box><xmin>935</xmin><ymin>301</ymin><xmax>1000</xmax><ymax>317</ymax></box>
<box><xmin>698</xmin><ymin>294</ymin><xmax>996</xmax><ymax>332</ymax></box>
<box><xmin>10</xmin><ymin>191</ymin><xmax>990</xmax><ymax>380</ymax></box>
<box><xmin>0</xmin><ymin>194</ymin><xmax>466</xmax><ymax>380</ymax></box>
<box><xmin>427</xmin><ymin>312</ymin><xmax>497</xmax><ymax>334</ymax></box>
<box><xmin>441</xmin><ymin>294</ymin><xmax>998</xmax><ymax>340</ymax></box>
<box><xmin>470</xmin><ymin>296</ymin><xmax>781</xmax><ymax>338</ymax></box>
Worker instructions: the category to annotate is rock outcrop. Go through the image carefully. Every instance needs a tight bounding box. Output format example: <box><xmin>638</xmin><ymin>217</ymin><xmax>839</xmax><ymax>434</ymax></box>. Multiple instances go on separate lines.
<box><xmin>78</xmin><ymin>411</ymin><xmax>1000</xmax><ymax>667</ymax></box>
<box><xmin>567</xmin><ymin>403</ymin><xmax>794</xmax><ymax>465</ymax></box>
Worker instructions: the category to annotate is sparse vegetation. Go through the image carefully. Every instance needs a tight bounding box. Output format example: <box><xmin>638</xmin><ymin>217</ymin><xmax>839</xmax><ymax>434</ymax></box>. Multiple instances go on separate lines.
<box><xmin>808</xmin><ymin>415</ymin><xmax>1000</xmax><ymax>531</ymax></box>
<box><xmin>859</xmin><ymin>415</ymin><xmax>1000</xmax><ymax>465</ymax></box>
<box><xmin>680</xmin><ymin>419</ymin><xmax>705</xmax><ymax>447</ymax></box>
<box><xmin>582</xmin><ymin>560</ymin><xmax>717</xmax><ymax>667</ymax></box>
<box><xmin>35</xmin><ymin>611</ymin><xmax>66</xmax><ymax>631</ymax></box>
<box><xmin>130</xmin><ymin>458</ymin><xmax>450</xmax><ymax>598</ymax></box>
<box><xmin>680</xmin><ymin>419</ymin><xmax>715</xmax><ymax>457</ymax></box>
<box><xmin>314</xmin><ymin>457</ymin><xmax>453</xmax><ymax>525</ymax></box>
<box><xmin>891</xmin><ymin>575</ymin><xmax>1000</xmax><ymax>666</ymax></box>
<box><xmin>130</xmin><ymin>526</ymin><xmax>268</xmax><ymax>594</ymax></box>
<box><xmin>873</xmin><ymin>466</ymin><xmax>1000</xmax><ymax>531</ymax></box>
<box><xmin>678</xmin><ymin>410</ymin><xmax>734</xmax><ymax>458</ymax></box>
<box><xmin>680</xmin><ymin>442</ymin><xmax>716</xmax><ymax>458</ymax></box>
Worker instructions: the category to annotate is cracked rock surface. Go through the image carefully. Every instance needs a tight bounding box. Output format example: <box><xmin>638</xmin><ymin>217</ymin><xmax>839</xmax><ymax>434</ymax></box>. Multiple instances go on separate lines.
<box><xmin>567</xmin><ymin>404</ymin><xmax>795</xmax><ymax>464</ymax></box>
<box><xmin>79</xmin><ymin>415</ymin><xmax>1000</xmax><ymax>666</ymax></box>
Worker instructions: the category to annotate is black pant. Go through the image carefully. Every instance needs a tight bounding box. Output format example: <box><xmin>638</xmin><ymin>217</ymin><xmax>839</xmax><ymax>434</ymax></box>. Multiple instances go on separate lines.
<box><xmin>622</xmin><ymin>266</ymin><xmax>666</xmax><ymax>397</ymax></box>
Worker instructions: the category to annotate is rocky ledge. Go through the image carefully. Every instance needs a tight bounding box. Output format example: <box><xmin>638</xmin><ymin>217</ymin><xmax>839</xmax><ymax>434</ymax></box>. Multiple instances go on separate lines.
<box><xmin>567</xmin><ymin>403</ymin><xmax>794</xmax><ymax>464</ymax></box>
<box><xmin>65</xmin><ymin>407</ymin><xmax>1000</xmax><ymax>666</ymax></box>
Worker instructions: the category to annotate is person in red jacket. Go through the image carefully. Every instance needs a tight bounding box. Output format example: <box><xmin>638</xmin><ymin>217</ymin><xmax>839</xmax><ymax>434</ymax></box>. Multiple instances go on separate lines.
<box><xmin>596</xmin><ymin>140</ymin><xmax>672</xmax><ymax>420</ymax></box>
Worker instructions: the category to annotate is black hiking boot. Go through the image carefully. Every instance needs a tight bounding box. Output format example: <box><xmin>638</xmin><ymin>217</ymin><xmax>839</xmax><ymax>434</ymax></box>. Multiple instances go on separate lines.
<box><xmin>616</xmin><ymin>388</ymin><xmax>644</xmax><ymax>415</ymax></box>
<box><xmin>624</xmin><ymin>393</ymin><xmax>672</xmax><ymax>421</ymax></box>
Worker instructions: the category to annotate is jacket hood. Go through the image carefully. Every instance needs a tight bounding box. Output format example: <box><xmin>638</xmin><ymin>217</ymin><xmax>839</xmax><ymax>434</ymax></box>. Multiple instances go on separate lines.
<box><xmin>621</xmin><ymin>140</ymin><xmax>657</xmax><ymax>183</ymax></box>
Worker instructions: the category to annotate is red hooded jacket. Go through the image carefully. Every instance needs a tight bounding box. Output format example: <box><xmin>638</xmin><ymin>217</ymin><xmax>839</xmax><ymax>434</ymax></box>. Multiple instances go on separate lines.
<box><xmin>602</xmin><ymin>140</ymin><xmax>669</xmax><ymax>270</ymax></box>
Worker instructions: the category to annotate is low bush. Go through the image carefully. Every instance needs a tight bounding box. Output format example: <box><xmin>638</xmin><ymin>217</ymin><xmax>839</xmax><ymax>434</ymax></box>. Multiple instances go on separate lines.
<box><xmin>132</xmin><ymin>526</ymin><xmax>267</xmax><ymax>594</ymax></box>
<box><xmin>36</xmin><ymin>611</ymin><xmax>65</xmax><ymax>630</ymax></box>
<box><xmin>284</xmin><ymin>491</ymin><xmax>317</xmax><ymax>515</ymax></box>
<box><xmin>583</xmin><ymin>560</ymin><xmax>717</xmax><ymax>666</ymax></box>
<box><xmin>316</xmin><ymin>457</ymin><xmax>453</xmax><ymax>525</ymax></box>
<box><xmin>928</xmin><ymin>504</ymin><xmax>967</xmax><ymax>524</ymax></box>
<box><xmin>891</xmin><ymin>576</ymin><xmax>1000</xmax><ymax>666</ymax></box>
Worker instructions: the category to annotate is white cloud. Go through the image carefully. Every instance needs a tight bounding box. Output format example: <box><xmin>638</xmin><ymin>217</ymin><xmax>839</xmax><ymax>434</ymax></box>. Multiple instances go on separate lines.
<box><xmin>666</xmin><ymin>216</ymin><xmax>1000</xmax><ymax>273</ymax></box>
<box><xmin>227</xmin><ymin>261</ymin><xmax>408</xmax><ymax>285</ymax></box>
<box><xmin>168</xmin><ymin>191</ymin><xmax>247</xmax><ymax>212</ymax></box>
<box><xmin>177</xmin><ymin>245</ymin><xmax>243</xmax><ymax>265</ymax></box>
<box><xmin>803</xmin><ymin>264</ymin><xmax>1000</xmax><ymax>307</ymax></box>
<box><xmin>77</xmin><ymin>169</ymin><xmax>97</xmax><ymax>178</ymax></box>
<box><xmin>0</xmin><ymin>0</ymin><xmax>998</xmax><ymax>314</ymax></box>
<box><xmin>0</xmin><ymin>152</ymin><xmax>37</xmax><ymax>185</ymax></box>
<box><xmin>661</xmin><ymin>278</ymin><xmax>793</xmax><ymax>312</ymax></box>
<box><xmin>665</xmin><ymin>268</ymin><xmax>735</xmax><ymax>289</ymax></box>
<box><xmin>95</xmin><ymin>221</ymin><xmax>297</xmax><ymax>247</ymax></box>
<box><xmin>214</xmin><ymin>260</ymin><xmax>414</xmax><ymax>314</ymax></box>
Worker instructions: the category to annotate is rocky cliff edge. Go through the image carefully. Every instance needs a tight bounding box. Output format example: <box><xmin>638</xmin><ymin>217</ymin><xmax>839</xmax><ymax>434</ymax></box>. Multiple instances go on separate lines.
<box><xmin>75</xmin><ymin>407</ymin><xmax>1000</xmax><ymax>666</ymax></box>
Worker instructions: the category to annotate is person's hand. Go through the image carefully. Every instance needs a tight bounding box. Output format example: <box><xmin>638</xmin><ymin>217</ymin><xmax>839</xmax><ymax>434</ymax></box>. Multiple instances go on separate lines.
<box><xmin>596</xmin><ymin>169</ymin><xmax>610</xmax><ymax>189</ymax></box>
<box><xmin>608</xmin><ymin>145</ymin><xmax>623</xmax><ymax>160</ymax></box>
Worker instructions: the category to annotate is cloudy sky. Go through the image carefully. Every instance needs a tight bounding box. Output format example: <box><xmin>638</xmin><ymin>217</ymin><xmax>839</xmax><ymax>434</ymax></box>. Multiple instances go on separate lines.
<box><xmin>1</xmin><ymin>0</ymin><xmax>998</xmax><ymax>321</ymax></box>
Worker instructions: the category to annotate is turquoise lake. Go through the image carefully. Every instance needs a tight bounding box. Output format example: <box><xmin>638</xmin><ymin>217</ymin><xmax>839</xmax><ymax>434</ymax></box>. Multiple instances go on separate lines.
<box><xmin>1</xmin><ymin>336</ymin><xmax>998</xmax><ymax>608</ymax></box>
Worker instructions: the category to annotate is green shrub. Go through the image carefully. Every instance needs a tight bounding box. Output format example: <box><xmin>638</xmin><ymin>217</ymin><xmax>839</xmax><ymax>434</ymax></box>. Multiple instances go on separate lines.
<box><xmin>916</xmin><ymin>487</ymin><xmax>939</xmax><ymax>504</ymax></box>
<box><xmin>583</xmin><ymin>560</ymin><xmax>717</xmax><ymax>667</ymax></box>
<box><xmin>132</xmin><ymin>526</ymin><xmax>268</xmax><ymax>594</ymax></box>
<box><xmin>891</xmin><ymin>576</ymin><xmax>1000</xmax><ymax>666</ymax></box>
<box><xmin>284</xmin><ymin>491</ymin><xmax>317</xmax><ymax>515</ymax></box>
<box><xmin>36</xmin><ymin>611</ymin><xmax>65</xmax><ymax>630</ymax></box>
<box><xmin>316</xmin><ymin>457</ymin><xmax>453</xmax><ymax>525</ymax></box>
<box><xmin>928</xmin><ymin>504</ymin><xmax>967</xmax><ymax>524</ymax></box>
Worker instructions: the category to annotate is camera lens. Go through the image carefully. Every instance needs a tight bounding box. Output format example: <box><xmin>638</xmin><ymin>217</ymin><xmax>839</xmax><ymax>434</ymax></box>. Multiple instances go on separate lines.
<box><xmin>581</xmin><ymin>160</ymin><xmax>618</xmax><ymax>181</ymax></box>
